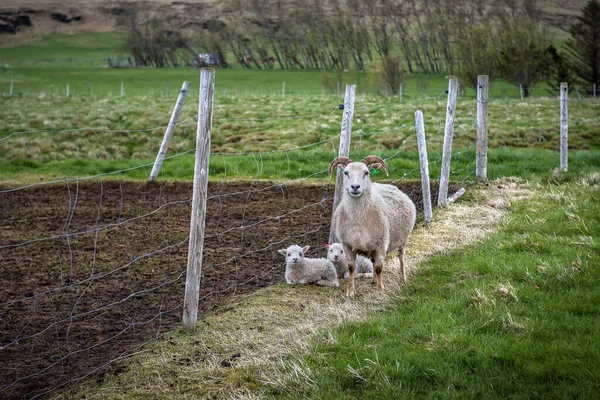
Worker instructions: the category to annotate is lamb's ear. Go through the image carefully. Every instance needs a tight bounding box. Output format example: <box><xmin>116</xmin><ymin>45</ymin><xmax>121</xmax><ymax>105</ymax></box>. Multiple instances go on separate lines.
<box><xmin>278</xmin><ymin>249</ymin><xmax>287</xmax><ymax>255</ymax></box>
<box><xmin>302</xmin><ymin>245</ymin><xmax>310</xmax><ymax>253</ymax></box>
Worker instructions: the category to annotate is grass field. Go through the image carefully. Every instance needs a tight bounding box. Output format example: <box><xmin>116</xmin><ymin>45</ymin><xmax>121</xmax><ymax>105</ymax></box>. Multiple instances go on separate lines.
<box><xmin>1</xmin><ymin>90</ymin><xmax>599</xmax><ymax>185</ymax></box>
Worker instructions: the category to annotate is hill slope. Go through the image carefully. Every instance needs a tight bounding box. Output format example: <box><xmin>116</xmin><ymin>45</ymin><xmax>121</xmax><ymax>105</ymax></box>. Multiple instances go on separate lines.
<box><xmin>0</xmin><ymin>0</ymin><xmax>589</xmax><ymax>48</ymax></box>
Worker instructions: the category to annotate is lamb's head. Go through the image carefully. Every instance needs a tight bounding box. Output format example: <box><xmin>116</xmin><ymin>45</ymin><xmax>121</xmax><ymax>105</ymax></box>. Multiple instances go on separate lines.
<box><xmin>329</xmin><ymin>155</ymin><xmax>389</xmax><ymax>198</ymax></box>
<box><xmin>278</xmin><ymin>244</ymin><xmax>310</xmax><ymax>265</ymax></box>
<box><xmin>326</xmin><ymin>243</ymin><xmax>346</xmax><ymax>263</ymax></box>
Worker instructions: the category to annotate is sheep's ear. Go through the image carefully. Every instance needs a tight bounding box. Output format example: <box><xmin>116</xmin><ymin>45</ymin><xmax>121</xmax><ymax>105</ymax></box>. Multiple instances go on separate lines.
<box><xmin>278</xmin><ymin>249</ymin><xmax>287</xmax><ymax>255</ymax></box>
<box><xmin>302</xmin><ymin>245</ymin><xmax>310</xmax><ymax>253</ymax></box>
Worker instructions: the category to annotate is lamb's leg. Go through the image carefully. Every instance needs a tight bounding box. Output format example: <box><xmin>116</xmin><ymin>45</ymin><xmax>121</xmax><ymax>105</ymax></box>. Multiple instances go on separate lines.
<box><xmin>317</xmin><ymin>279</ymin><xmax>339</xmax><ymax>288</ymax></box>
<box><xmin>398</xmin><ymin>247</ymin><xmax>407</xmax><ymax>284</ymax></box>
<box><xmin>344</xmin><ymin>244</ymin><xmax>356</xmax><ymax>296</ymax></box>
<box><xmin>373</xmin><ymin>251</ymin><xmax>385</xmax><ymax>291</ymax></box>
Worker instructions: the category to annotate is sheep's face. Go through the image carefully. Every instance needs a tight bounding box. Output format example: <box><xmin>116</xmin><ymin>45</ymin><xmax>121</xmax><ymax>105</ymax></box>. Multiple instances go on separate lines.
<box><xmin>327</xmin><ymin>243</ymin><xmax>346</xmax><ymax>262</ymax></box>
<box><xmin>341</xmin><ymin>162</ymin><xmax>373</xmax><ymax>198</ymax></box>
<box><xmin>278</xmin><ymin>244</ymin><xmax>310</xmax><ymax>264</ymax></box>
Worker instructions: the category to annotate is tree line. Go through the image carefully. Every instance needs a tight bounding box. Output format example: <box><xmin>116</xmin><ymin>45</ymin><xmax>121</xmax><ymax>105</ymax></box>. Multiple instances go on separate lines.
<box><xmin>119</xmin><ymin>0</ymin><xmax>600</xmax><ymax>97</ymax></box>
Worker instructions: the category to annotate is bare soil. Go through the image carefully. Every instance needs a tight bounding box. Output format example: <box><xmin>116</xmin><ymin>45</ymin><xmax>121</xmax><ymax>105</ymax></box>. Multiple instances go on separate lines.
<box><xmin>0</xmin><ymin>179</ymin><xmax>453</xmax><ymax>399</ymax></box>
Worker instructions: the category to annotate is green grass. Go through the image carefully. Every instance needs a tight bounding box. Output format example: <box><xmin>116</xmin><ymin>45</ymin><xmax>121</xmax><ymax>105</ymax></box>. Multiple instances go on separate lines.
<box><xmin>0</xmin><ymin>32</ymin><xmax>574</xmax><ymax>98</ymax></box>
<box><xmin>1</xmin><ymin>89</ymin><xmax>599</xmax><ymax>185</ymax></box>
<box><xmin>1</xmin><ymin>147</ymin><xmax>599</xmax><ymax>188</ymax></box>
<box><xmin>270</xmin><ymin>173</ymin><xmax>600</xmax><ymax>399</ymax></box>
<box><xmin>0</xmin><ymin>32</ymin><xmax>125</xmax><ymax>63</ymax></box>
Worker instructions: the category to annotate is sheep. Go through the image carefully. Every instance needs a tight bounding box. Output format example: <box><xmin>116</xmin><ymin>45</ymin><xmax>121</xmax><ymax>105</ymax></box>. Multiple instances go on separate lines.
<box><xmin>329</xmin><ymin>155</ymin><xmax>416</xmax><ymax>296</ymax></box>
<box><xmin>326</xmin><ymin>243</ymin><xmax>373</xmax><ymax>280</ymax></box>
<box><xmin>278</xmin><ymin>244</ymin><xmax>339</xmax><ymax>288</ymax></box>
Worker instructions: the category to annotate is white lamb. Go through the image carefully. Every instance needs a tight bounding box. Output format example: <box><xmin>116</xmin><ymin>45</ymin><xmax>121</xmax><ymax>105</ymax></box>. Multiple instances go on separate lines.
<box><xmin>327</xmin><ymin>243</ymin><xmax>373</xmax><ymax>280</ymax></box>
<box><xmin>278</xmin><ymin>244</ymin><xmax>339</xmax><ymax>287</ymax></box>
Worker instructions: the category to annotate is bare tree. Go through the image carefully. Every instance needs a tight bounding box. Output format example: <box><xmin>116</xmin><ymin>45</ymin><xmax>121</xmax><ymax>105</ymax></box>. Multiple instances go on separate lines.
<box><xmin>455</xmin><ymin>23</ymin><xmax>499</xmax><ymax>88</ymax></box>
<box><xmin>563</xmin><ymin>0</ymin><xmax>600</xmax><ymax>95</ymax></box>
<box><xmin>497</xmin><ymin>18</ymin><xmax>553</xmax><ymax>97</ymax></box>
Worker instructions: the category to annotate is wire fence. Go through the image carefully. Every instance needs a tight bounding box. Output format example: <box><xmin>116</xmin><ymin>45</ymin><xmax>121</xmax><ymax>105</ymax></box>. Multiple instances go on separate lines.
<box><xmin>0</xmin><ymin>77</ymin><xmax>596</xmax><ymax>399</ymax></box>
<box><xmin>3</xmin><ymin>78</ymin><xmax>599</xmax><ymax>101</ymax></box>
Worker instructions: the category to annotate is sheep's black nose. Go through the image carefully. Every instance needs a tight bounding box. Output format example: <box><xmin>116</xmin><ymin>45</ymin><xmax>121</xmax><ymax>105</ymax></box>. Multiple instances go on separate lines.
<box><xmin>334</xmin><ymin>255</ymin><xmax>339</xmax><ymax>260</ymax></box>
<box><xmin>292</xmin><ymin>257</ymin><xmax>298</xmax><ymax>262</ymax></box>
<box><xmin>351</xmin><ymin>184</ymin><xmax>361</xmax><ymax>191</ymax></box>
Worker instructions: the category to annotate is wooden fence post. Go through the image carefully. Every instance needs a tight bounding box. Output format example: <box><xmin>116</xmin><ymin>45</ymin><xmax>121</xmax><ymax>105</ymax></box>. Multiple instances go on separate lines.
<box><xmin>121</xmin><ymin>82</ymin><xmax>124</xmax><ymax>97</ymax></box>
<box><xmin>282</xmin><ymin>82</ymin><xmax>285</xmax><ymax>99</ymax></box>
<box><xmin>328</xmin><ymin>84</ymin><xmax>356</xmax><ymax>245</ymax></box>
<box><xmin>66</xmin><ymin>84</ymin><xmax>70</xmax><ymax>98</ymax></box>
<box><xmin>560</xmin><ymin>82</ymin><xmax>568</xmax><ymax>172</ymax></box>
<box><xmin>415</xmin><ymin>110</ymin><xmax>432</xmax><ymax>225</ymax></box>
<box><xmin>519</xmin><ymin>84</ymin><xmax>524</xmax><ymax>101</ymax></box>
<box><xmin>476</xmin><ymin>75</ymin><xmax>489</xmax><ymax>183</ymax></box>
<box><xmin>149</xmin><ymin>81</ymin><xmax>191</xmax><ymax>181</ymax></box>
<box><xmin>10</xmin><ymin>80</ymin><xmax>13</xmax><ymax>96</ymax></box>
<box><xmin>438</xmin><ymin>77</ymin><xmax>458</xmax><ymax>206</ymax></box>
<box><xmin>594</xmin><ymin>83</ymin><xmax>597</xmax><ymax>99</ymax></box>
<box><xmin>399</xmin><ymin>83</ymin><xmax>403</xmax><ymax>102</ymax></box>
<box><xmin>182</xmin><ymin>69</ymin><xmax>215</xmax><ymax>331</ymax></box>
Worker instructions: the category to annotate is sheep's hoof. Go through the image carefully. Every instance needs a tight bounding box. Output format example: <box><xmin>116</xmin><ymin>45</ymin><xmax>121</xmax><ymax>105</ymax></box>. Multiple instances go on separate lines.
<box><xmin>346</xmin><ymin>288</ymin><xmax>355</xmax><ymax>297</ymax></box>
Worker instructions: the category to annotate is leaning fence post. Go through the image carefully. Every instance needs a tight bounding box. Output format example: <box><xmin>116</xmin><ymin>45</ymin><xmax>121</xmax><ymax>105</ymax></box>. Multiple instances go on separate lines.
<box><xmin>329</xmin><ymin>84</ymin><xmax>356</xmax><ymax>245</ymax></box>
<box><xmin>182</xmin><ymin>69</ymin><xmax>215</xmax><ymax>331</ymax></box>
<box><xmin>149</xmin><ymin>81</ymin><xmax>191</xmax><ymax>181</ymax></box>
<box><xmin>560</xmin><ymin>82</ymin><xmax>568</xmax><ymax>172</ymax></box>
<box><xmin>476</xmin><ymin>75</ymin><xmax>489</xmax><ymax>183</ymax></box>
<box><xmin>415</xmin><ymin>110</ymin><xmax>432</xmax><ymax>225</ymax></box>
<box><xmin>438</xmin><ymin>77</ymin><xmax>458</xmax><ymax>206</ymax></box>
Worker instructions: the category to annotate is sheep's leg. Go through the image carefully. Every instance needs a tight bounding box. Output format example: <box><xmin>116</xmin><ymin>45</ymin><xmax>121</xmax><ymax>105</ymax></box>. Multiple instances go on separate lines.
<box><xmin>373</xmin><ymin>251</ymin><xmax>386</xmax><ymax>291</ymax></box>
<box><xmin>398</xmin><ymin>247</ymin><xmax>407</xmax><ymax>284</ymax></box>
<box><xmin>344</xmin><ymin>245</ymin><xmax>356</xmax><ymax>296</ymax></box>
<box><xmin>347</xmin><ymin>262</ymin><xmax>355</xmax><ymax>296</ymax></box>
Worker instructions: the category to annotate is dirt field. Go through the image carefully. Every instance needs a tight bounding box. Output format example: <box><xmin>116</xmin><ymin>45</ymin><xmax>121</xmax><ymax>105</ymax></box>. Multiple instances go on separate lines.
<box><xmin>0</xmin><ymin>179</ymin><xmax>444</xmax><ymax>399</ymax></box>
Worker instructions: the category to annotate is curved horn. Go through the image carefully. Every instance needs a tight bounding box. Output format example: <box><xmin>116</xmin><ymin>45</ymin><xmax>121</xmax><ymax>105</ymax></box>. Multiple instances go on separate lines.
<box><xmin>361</xmin><ymin>155</ymin><xmax>389</xmax><ymax>176</ymax></box>
<box><xmin>329</xmin><ymin>156</ymin><xmax>352</xmax><ymax>178</ymax></box>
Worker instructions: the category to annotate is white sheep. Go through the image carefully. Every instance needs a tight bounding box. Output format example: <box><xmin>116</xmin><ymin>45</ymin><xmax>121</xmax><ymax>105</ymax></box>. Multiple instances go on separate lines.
<box><xmin>278</xmin><ymin>244</ymin><xmax>339</xmax><ymax>288</ymax></box>
<box><xmin>330</xmin><ymin>155</ymin><xmax>416</xmax><ymax>296</ymax></box>
<box><xmin>327</xmin><ymin>243</ymin><xmax>373</xmax><ymax>280</ymax></box>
